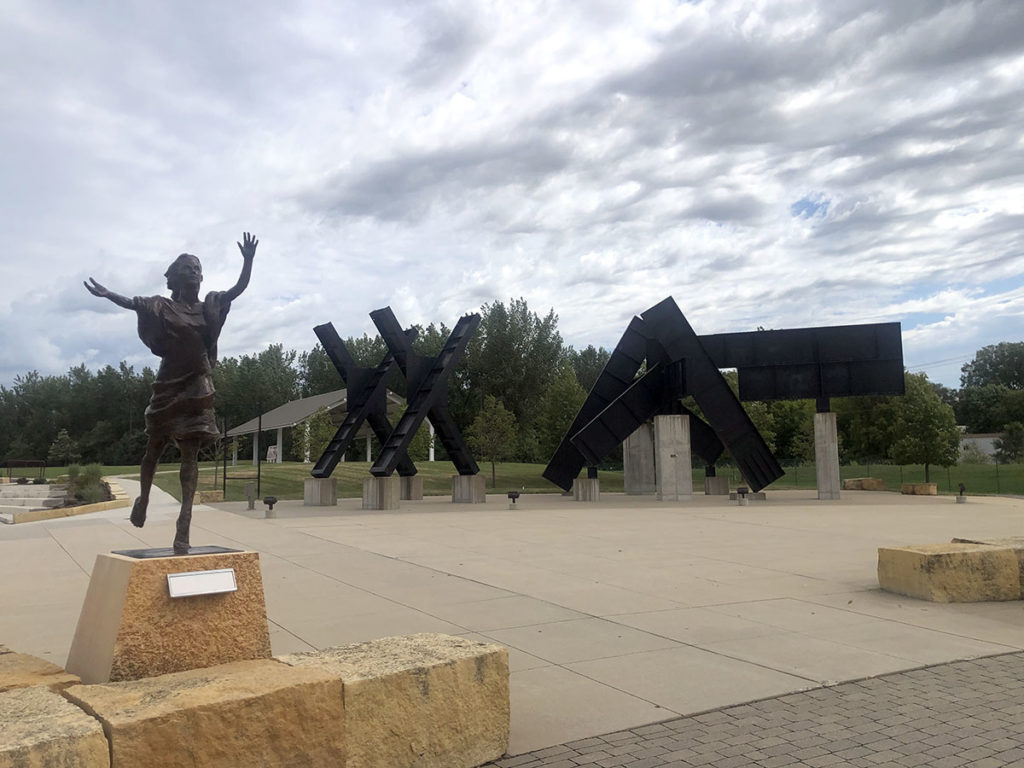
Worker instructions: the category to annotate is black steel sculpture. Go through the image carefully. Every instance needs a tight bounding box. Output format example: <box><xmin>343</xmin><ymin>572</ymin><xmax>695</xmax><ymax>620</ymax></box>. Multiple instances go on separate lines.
<box><xmin>368</xmin><ymin>307</ymin><xmax>480</xmax><ymax>477</ymax></box>
<box><xmin>84</xmin><ymin>233</ymin><xmax>257</xmax><ymax>553</ymax></box>
<box><xmin>310</xmin><ymin>322</ymin><xmax>416</xmax><ymax>479</ymax></box>
<box><xmin>544</xmin><ymin>297</ymin><xmax>904</xmax><ymax>493</ymax></box>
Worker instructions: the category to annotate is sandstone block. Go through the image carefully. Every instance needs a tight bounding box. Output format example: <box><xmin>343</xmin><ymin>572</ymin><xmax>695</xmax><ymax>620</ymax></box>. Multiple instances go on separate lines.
<box><xmin>878</xmin><ymin>543</ymin><xmax>1021</xmax><ymax>602</ymax></box>
<box><xmin>280</xmin><ymin>633</ymin><xmax>509</xmax><ymax>768</ymax></box>
<box><xmin>953</xmin><ymin>537</ymin><xmax>1024</xmax><ymax>595</ymax></box>
<box><xmin>0</xmin><ymin>652</ymin><xmax>80</xmax><ymax>693</ymax></box>
<box><xmin>842</xmin><ymin>477</ymin><xmax>887</xmax><ymax>491</ymax></box>
<box><xmin>901</xmin><ymin>482</ymin><xmax>937</xmax><ymax>495</ymax></box>
<box><xmin>0</xmin><ymin>685</ymin><xmax>109</xmax><ymax>768</ymax></box>
<box><xmin>63</xmin><ymin>659</ymin><xmax>344</xmax><ymax>768</ymax></box>
<box><xmin>192</xmin><ymin>489</ymin><xmax>224</xmax><ymax>504</ymax></box>
<box><xmin>66</xmin><ymin>551</ymin><xmax>271</xmax><ymax>683</ymax></box>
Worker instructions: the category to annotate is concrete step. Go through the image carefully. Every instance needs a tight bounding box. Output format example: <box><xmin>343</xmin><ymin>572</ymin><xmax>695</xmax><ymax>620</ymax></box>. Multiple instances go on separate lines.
<box><xmin>0</xmin><ymin>497</ymin><xmax>65</xmax><ymax>508</ymax></box>
<box><xmin>0</xmin><ymin>484</ymin><xmax>65</xmax><ymax>499</ymax></box>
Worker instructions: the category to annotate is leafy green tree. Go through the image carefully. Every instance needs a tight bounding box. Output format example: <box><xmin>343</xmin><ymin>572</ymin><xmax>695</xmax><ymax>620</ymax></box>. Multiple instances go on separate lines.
<box><xmin>298</xmin><ymin>345</ymin><xmax>340</xmax><ymax>397</ymax></box>
<box><xmin>47</xmin><ymin>428</ymin><xmax>80</xmax><ymax>466</ymax></box>
<box><xmin>888</xmin><ymin>372</ymin><xmax>961</xmax><ymax>482</ymax></box>
<box><xmin>538</xmin><ymin>365</ymin><xmax>587</xmax><ymax>461</ymax></box>
<box><xmin>961</xmin><ymin>342</ymin><xmax>1024</xmax><ymax>389</ymax></box>
<box><xmin>995</xmin><ymin>422</ymin><xmax>1024</xmax><ymax>464</ymax></box>
<box><xmin>467</xmin><ymin>396</ymin><xmax>519</xmax><ymax>488</ymax></box>
<box><xmin>566</xmin><ymin>345</ymin><xmax>610</xmax><ymax>392</ymax></box>
<box><xmin>767</xmin><ymin>399</ymin><xmax>815</xmax><ymax>463</ymax></box>
<box><xmin>955</xmin><ymin>384</ymin><xmax>1010</xmax><ymax>433</ymax></box>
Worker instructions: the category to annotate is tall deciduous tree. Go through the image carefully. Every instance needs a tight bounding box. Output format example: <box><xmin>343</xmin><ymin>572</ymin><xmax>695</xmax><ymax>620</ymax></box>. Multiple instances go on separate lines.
<box><xmin>538</xmin><ymin>365</ymin><xmax>587</xmax><ymax>461</ymax></box>
<box><xmin>961</xmin><ymin>342</ymin><xmax>1024</xmax><ymax>389</ymax></box>
<box><xmin>888</xmin><ymin>372</ymin><xmax>961</xmax><ymax>482</ymax></box>
<box><xmin>467</xmin><ymin>395</ymin><xmax>518</xmax><ymax>488</ymax></box>
<box><xmin>995</xmin><ymin>422</ymin><xmax>1024</xmax><ymax>464</ymax></box>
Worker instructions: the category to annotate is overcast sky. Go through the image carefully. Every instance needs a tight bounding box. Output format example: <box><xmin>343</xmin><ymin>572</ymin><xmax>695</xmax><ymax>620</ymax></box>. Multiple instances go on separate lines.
<box><xmin>2</xmin><ymin>0</ymin><xmax>1022</xmax><ymax>390</ymax></box>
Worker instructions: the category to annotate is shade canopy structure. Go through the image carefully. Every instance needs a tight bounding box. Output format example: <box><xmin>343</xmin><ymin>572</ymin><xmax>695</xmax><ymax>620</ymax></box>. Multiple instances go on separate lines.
<box><xmin>225</xmin><ymin>389</ymin><xmax>407</xmax><ymax>464</ymax></box>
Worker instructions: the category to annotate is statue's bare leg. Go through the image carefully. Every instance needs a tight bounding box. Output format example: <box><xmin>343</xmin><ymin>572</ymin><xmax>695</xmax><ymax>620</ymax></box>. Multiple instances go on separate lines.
<box><xmin>131</xmin><ymin>435</ymin><xmax>167</xmax><ymax>527</ymax></box>
<box><xmin>173</xmin><ymin>440</ymin><xmax>201</xmax><ymax>554</ymax></box>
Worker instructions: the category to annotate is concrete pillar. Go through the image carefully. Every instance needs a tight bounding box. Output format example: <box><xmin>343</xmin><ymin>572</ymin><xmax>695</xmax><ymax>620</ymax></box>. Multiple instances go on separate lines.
<box><xmin>400</xmin><ymin>476</ymin><xmax>424</xmax><ymax>501</ymax></box>
<box><xmin>303</xmin><ymin>422</ymin><xmax>311</xmax><ymax>463</ymax></box>
<box><xmin>452</xmin><ymin>474</ymin><xmax>486</xmax><ymax>503</ymax></box>
<box><xmin>362</xmin><ymin>476</ymin><xmax>400</xmax><ymax>510</ymax></box>
<box><xmin>573</xmin><ymin>477</ymin><xmax>600</xmax><ymax>502</ymax></box>
<box><xmin>428</xmin><ymin>420</ymin><xmax>435</xmax><ymax>462</ymax></box>
<box><xmin>275</xmin><ymin>428</ymin><xmax>284</xmax><ymax>463</ymax></box>
<box><xmin>623</xmin><ymin>423</ymin><xmax>656</xmax><ymax>495</ymax></box>
<box><xmin>704</xmin><ymin>476</ymin><xmax>730</xmax><ymax>495</ymax></box>
<box><xmin>365</xmin><ymin>435</ymin><xmax>372</xmax><ymax>463</ymax></box>
<box><xmin>814</xmin><ymin>411</ymin><xmax>841</xmax><ymax>500</ymax></box>
<box><xmin>232</xmin><ymin>441</ymin><xmax>238</xmax><ymax>467</ymax></box>
<box><xmin>252</xmin><ymin>435</ymin><xmax>258</xmax><ymax>466</ymax></box>
<box><xmin>654</xmin><ymin>414</ymin><xmax>692</xmax><ymax>502</ymax></box>
<box><xmin>303</xmin><ymin>477</ymin><xmax>337</xmax><ymax>506</ymax></box>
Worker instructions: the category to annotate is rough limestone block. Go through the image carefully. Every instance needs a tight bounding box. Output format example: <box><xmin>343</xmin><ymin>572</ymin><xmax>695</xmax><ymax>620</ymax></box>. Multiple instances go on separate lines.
<box><xmin>66</xmin><ymin>551</ymin><xmax>271</xmax><ymax>683</ymax></box>
<box><xmin>0</xmin><ymin>684</ymin><xmax>109</xmax><ymax>768</ymax></box>
<box><xmin>452</xmin><ymin>474</ymin><xmax>486</xmax><ymax>504</ymax></box>
<box><xmin>953</xmin><ymin>537</ymin><xmax>1024</xmax><ymax>596</ymax></box>
<box><xmin>842</xmin><ymin>477</ymin><xmax>887</xmax><ymax>491</ymax></box>
<box><xmin>279</xmin><ymin>633</ymin><xmax>509</xmax><ymax>768</ymax></box>
<box><xmin>63</xmin><ymin>659</ymin><xmax>344</xmax><ymax>768</ymax></box>
<box><xmin>192</xmin><ymin>490</ymin><xmax>224</xmax><ymax>504</ymax></box>
<box><xmin>573</xmin><ymin>477</ymin><xmax>600</xmax><ymax>502</ymax></box>
<box><xmin>304</xmin><ymin>477</ymin><xmax>337</xmax><ymax>506</ymax></box>
<box><xmin>363</xmin><ymin>476</ymin><xmax>400</xmax><ymax>510</ymax></box>
<box><xmin>0</xmin><ymin>652</ymin><xmax>80</xmax><ymax>693</ymax></box>
<box><xmin>0</xmin><ymin>644</ymin><xmax>11</xmax><ymax>654</ymax></box>
<box><xmin>901</xmin><ymin>482</ymin><xmax>937</xmax><ymax>495</ymax></box>
<box><xmin>878</xmin><ymin>543</ymin><xmax>1021</xmax><ymax>602</ymax></box>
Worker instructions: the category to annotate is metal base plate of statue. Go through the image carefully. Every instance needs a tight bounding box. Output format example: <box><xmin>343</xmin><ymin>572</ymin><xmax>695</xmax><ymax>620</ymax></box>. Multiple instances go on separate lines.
<box><xmin>84</xmin><ymin>233</ymin><xmax>258</xmax><ymax>553</ymax></box>
<box><xmin>65</xmin><ymin>549</ymin><xmax>272</xmax><ymax>684</ymax></box>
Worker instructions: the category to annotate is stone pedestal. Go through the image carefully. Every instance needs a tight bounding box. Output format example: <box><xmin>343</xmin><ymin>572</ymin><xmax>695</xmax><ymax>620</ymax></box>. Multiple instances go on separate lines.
<box><xmin>400</xmin><ymin>476</ymin><xmax>424</xmax><ymax>501</ymax></box>
<box><xmin>814</xmin><ymin>411</ymin><xmax>840</xmax><ymax>500</ymax></box>
<box><xmin>304</xmin><ymin>477</ymin><xmax>337</xmax><ymax>506</ymax></box>
<box><xmin>452</xmin><ymin>474</ymin><xmax>486</xmax><ymax>504</ymax></box>
<box><xmin>362</xmin><ymin>476</ymin><xmax>400</xmax><ymax>510</ymax></box>
<box><xmin>279</xmin><ymin>634</ymin><xmax>509</xmax><ymax>768</ymax></box>
<box><xmin>654</xmin><ymin>414</ymin><xmax>692</xmax><ymax>502</ymax></box>
<box><xmin>573</xmin><ymin>477</ymin><xmax>600</xmax><ymax>502</ymax></box>
<box><xmin>65</xmin><ymin>551</ymin><xmax>271</xmax><ymax>684</ymax></box>
<box><xmin>704</xmin><ymin>476</ymin><xmax>730</xmax><ymax>495</ymax></box>
<box><xmin>623</xmin><ymin>423</ymin><xmax>656</xmax><ymax>495</ymax></box>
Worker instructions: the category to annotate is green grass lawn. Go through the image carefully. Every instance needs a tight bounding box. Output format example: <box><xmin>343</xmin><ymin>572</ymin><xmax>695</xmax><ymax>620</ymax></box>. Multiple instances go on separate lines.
<box><xmin>33</xmin><ymin>459</ymin><xmax>1023</xmax><ymax>501</ymax></box>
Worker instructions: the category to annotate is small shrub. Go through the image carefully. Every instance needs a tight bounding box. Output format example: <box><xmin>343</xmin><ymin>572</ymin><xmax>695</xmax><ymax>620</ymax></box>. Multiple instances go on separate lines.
<box><xmin>67</xmin><ymin>463</ymin><xmax>109</xmax><ymax>505</ymax></box>
<box><xmin>32</xmin><ymin>477</ymin><xmax>47</xmax><ymax>485</ymax></box>
<box><xmin>15</xmin><ymin>476</ymin><xmax>29</xmax><ymax>485</ymax></box>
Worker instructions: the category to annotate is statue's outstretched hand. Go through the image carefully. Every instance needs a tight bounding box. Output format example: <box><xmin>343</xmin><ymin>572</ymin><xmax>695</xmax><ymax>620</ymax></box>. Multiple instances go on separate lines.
<box><xmin>84</xmin><ymin>278</ymin><xmax>110</xmax><ymax>299</ymax></box>
<box><xmin>238</xmin><ymin>232</ymin><xmax>258</xmax><ymax>260</ymax></box>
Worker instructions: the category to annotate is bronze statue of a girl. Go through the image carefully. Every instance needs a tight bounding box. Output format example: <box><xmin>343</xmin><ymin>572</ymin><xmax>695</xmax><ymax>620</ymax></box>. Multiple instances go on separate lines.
<box><xmin>85</xmin><ymin>233</ymin><xmax>257</xmax><ymax>553</ymax></box>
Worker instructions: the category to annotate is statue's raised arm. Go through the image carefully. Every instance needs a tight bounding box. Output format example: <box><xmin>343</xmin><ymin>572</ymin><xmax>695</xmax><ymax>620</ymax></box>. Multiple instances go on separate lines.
<box><xmin>83</xmin><ymin>278</ymin><xmax>134</xmax><ymax>310</ymax></box>
<box><xmin>223</xmin><ymin>232</ymin><xmax>257</xmax><ymax>302</ymax></box>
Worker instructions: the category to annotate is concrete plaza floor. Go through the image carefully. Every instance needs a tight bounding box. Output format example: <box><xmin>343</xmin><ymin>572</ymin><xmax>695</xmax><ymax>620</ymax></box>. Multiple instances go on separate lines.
<box><xmin>2</xmin><ymin>481</ymin><xmax>1024</xmax><ymax>756</ymax></box>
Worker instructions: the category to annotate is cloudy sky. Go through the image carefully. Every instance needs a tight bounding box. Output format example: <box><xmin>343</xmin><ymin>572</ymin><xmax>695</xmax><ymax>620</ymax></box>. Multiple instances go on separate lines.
<box><xmin>2</xmin><ymin>0</ymin><xmax>1022</xmax><ymax>390</ymax></box>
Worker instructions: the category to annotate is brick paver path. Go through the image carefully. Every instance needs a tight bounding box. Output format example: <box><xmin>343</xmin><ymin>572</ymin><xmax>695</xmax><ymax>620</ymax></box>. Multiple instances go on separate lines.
<box><xmin>487</xmin><ymin>652</ymin><xmax>1024</xmax><ymax>767</ymax></box>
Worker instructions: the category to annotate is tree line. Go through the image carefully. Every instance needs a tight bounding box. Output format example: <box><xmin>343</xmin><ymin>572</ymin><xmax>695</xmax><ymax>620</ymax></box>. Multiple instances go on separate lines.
<box><xmin>1</xmin><ymin>300</ymin><xmax>1021</xmax><ymax>477</ymax></box>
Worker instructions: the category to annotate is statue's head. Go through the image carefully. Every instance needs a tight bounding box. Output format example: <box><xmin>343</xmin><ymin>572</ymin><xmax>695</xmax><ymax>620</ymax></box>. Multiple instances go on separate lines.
<box><xmin>165</xmin><ymin>254</ymin><xmax>203</xmax><ymax>299</ymax></box>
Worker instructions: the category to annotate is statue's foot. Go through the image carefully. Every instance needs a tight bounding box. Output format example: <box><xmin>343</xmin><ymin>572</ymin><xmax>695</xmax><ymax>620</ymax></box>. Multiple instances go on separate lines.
<box><xmin>172</xmin><ymin>541</ymin><xmax>190</xmax><ymax>555</ymax></box>
<box><xmin>130</xmin><ymin>498</ymin><xmax>148</xmax><ymax>528</ymax></box>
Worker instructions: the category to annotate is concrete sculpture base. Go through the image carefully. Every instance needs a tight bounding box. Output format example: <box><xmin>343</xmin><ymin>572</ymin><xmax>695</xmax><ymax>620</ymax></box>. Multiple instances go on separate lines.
<box><xmin>65</xmin><ymin>550</ymin><xmax>271</xmax><ymax>684</ymax></box>
<box><xmin>400</xmin><ymin>476</ymin><xmax>423</xmax><ymax>501</ymax></box>
<box><xmin>362</xmin><ymin>476</ymin><xmax>400</xmax><ymax>510</ymax></box>
<box><xmin>304</xmin><ymin>477</ymin><xmax>337</xmax><ymax>506</ymax></box>
<box><xmin>704</xmin><ymin>476</ymin><xmax>730</xmax><ymax>495</ymax></box>
<box><xmin>452</xmin><ymin>474</ymin><xmax>486</xmax><ymax>503</ymax></box>
<box><xmin>573</xmin><ymin>477</ymin><xmax>600</xmax><ymax>502</ymax></box>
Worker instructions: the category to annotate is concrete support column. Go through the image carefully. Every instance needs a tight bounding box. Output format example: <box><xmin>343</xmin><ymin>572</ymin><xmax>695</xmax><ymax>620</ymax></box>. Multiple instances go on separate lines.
<box><xmin>452</xmin><ymin>474</ymin><xmax>486</xmax><ymax>503</ymax></box>
<box><xmin>275</xmin><ymin>428</ymin><xmax>284</xmax><ymax>463</ymax></box>
<box><xmin>362</xmin><ymin>476</ymin><xmax>400</xmax><ymax>510</ymax></box>
<box><xmin>623</xmin><ymin>423</ymin><xmax>656</xmax><ymax>495</ymax></box>
<box><xmin>400</xmin><ymin>476</ymin><xmax>424</xmax><ymax>501</ymax></box>
<box><xmin>232</xmin><ymin>441</ymin><xmax>238</xmax><ymax>467</ymax></box>
<box><xmin>814</xmin><ymin>411</ymin><xmax>841</xmax><ymax>500</ymax></box>
<box><xmin>573</xmin><ymin>477</ymin><xmax>600</xmax><ymax>502</ymax></box>
<box><xmin>428</xmin><ymin>419</ymin><xmax>435</xmax><ymax>462</ymax></box>
<box><xmin>303</xmin><ymin>477</ymin><xmax>337</xmax><ymax>506</ymax></box>
<box><xmin>252</xmin><ymin>436</ymin><xmax>258</xmax><ymax>466</ymax></box>
<box><xmin>365</xmin><ymin>435</ymin><xmax>372</xmax><ymax>463</ymax></box>
<box><xmin>654</xmin><ymin>414</ymin><xmax>692</xmax><ymax>502</ymax></box>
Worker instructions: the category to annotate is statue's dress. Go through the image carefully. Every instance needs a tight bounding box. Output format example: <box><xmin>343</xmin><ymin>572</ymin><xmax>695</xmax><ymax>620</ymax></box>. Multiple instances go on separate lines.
<box><xmin>132</xmin><ymin>292</ymin><xmax>230</xmax><ymax>445</ymax></box>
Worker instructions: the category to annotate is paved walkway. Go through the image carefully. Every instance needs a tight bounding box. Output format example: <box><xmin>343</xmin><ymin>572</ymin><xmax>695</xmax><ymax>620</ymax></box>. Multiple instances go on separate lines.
<box><xmin>485</xmin><ymin>651</ymin><xmax>1024</xmax><ymax>767</ymax></box>
<box><xmin>2</xmin><ymin>482</ymin><xmax>1024</xmax><ymax>757</ymax></box>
